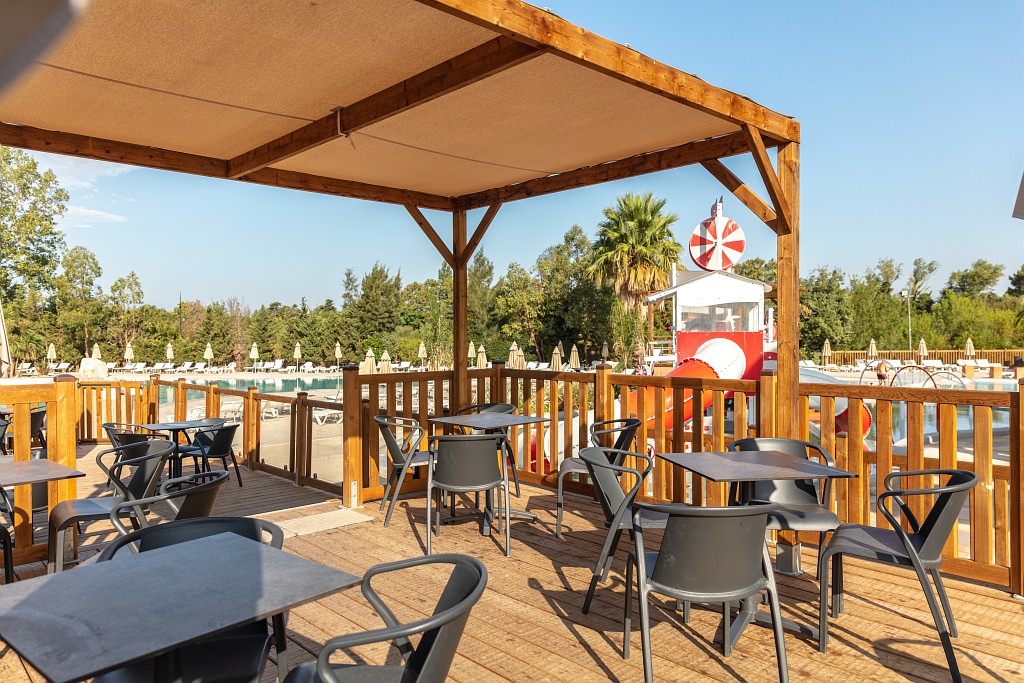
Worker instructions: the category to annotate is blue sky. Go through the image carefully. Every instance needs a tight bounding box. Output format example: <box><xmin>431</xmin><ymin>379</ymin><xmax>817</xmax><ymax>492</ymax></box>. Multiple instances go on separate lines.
<box><xmin>29</xmin><ymin>0</ymin><xmax>1023</xmax><ymax>309</ymax></box>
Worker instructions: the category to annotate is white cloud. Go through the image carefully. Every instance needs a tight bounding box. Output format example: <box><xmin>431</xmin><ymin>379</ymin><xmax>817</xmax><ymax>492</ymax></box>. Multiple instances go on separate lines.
<box><xmin>29</xmin><ymin>151</ymin><xmax>136</xmax><ymax>190</ymax></box>
<box><xmin>60</xmin><ymin>206</ymin><xmax>128</xmax><ymax>229</ymax></box>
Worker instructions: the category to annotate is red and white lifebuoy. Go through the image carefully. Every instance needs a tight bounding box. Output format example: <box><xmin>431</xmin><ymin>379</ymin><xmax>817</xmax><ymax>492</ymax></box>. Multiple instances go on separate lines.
<box><xmin>689</xmin><ymin>198</ymin><xmax>745</xmax><ymax>271</ymax></box>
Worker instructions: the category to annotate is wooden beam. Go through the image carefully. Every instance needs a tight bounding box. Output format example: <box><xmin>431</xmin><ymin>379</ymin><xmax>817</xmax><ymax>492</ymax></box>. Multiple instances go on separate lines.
<box><xmin>456</xmin><ymin>131</ymin><xmax>771</xmax><ymax>210</ymax></box>
<box><xmin>227</xmin><ymin>36</ymin><xmax>540</xmax><ymax>178</ymax></box>
<box><xmin>460</xmin><ymin>203</ymin><xmax>501</xmax><ymax>266</ymax></box>
<box><xmin>452</xmin><ymin>210</ymin><xmax>470</xmax><ymax>409</ymax></box>
<box><xmin>405</xmin><ymin>205</ymin><xmax>455</xmax><ymax>267</ymax></box>
<box><xmin>775</xmin><ymin>141</ymin><xmax>800</xmax><ymax>439</ymax></box>
<box><xmin>700</xmin><ymin>159</ymin><xmax>778</xmax><ymax>230</ymax></box>
<box><xmin>0</xmin><ymin>122</ymin><xmax>453</xmax><ymax>210</ymax></box>
<box><xmin>416</xmin><ymin>0</ymin><xmax>799</xmax><ymax>143</ymax></box>
<box><xmin>742</xmin><ymin>124</ymin><xmax>792</xmax><ymax>234</ymax></box>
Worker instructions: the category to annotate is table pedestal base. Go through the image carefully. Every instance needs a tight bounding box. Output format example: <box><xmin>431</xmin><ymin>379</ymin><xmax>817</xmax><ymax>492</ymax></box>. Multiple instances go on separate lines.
<box><xmin>774</xmin><ymin>540</ymin><xmax>804</xmax><ymax>576</ymax></box>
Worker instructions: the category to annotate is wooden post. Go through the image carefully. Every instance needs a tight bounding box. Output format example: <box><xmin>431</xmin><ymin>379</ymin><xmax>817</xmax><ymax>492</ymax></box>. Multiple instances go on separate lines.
<box><xmin>594</xmin><ymin>363</ymin><xmax>611</xmax><ymax>437</ymax></box>
<box><xmin>206</xmin><ymin>382</ymin><xmax>219</xmax><ymax>418</ymax></box>
<box><xmin>147</xmin><ymin>374</ymin><xmax>160</xmax><ymax>423</ymax></box>
<box><xmin>758</xmin><ymin>370</ymin><xmax>777</xmax><ymax>438</ymax></box>
<box><xmin>244</xmin><ymin>386</ymin><xmax>258</xmax><ymax>469</ymax></box>
<box><xmin>293</xmin><ymin>392</ymin><xmax>307</xmax><ymax>484</ymax></box>
<box><xmin>53</xmin><ymin>376</ymin><xmax>78</xmax><ymax>505</ymax></box>
<box><xmin>775</xmin><ymin>141</ymin><xmax>799</xmax><ymax>438</ymax></box>
<box><xmin>492</xmin><ymin>359</ymin><xmax>505</xmax><ymax>403</ymax></box>
<box><xmin>1009</xmin><ymin>381</ymin><xmax>1024</xmax><ymax>596</ymax></box>
<box><xmin>174</xmin><ymin>378</ymin><xmax>187</xmax><ymax>422</ymax></box>
<box><xmin>342</xmin><ymin>365</ymin><xmax>363</xmax><ymax>508</ymax></box>
<box><xmin>452</xmin><ymin>209</ymin><xmax>469</xmax><ymax>411</ymax></box>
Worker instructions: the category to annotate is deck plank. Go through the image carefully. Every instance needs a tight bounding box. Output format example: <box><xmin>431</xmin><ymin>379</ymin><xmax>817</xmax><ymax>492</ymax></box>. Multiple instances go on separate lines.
<box><xmin>2</xmin><ymin>445</ymin><xmax>1023</xmax><ymax>683</ymax></box>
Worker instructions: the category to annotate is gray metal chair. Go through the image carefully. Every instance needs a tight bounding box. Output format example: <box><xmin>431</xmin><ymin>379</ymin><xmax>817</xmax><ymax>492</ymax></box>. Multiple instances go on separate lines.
<box><xmin>426</xmin><ymin>434</ymin><xmax>510</xmax><ymax>556</ymax></box>
<box><xmin>0</xmin><ymin>418</ymin><xmax>8</xmax><ymax>455</ymax></box>
<box><xmin>818</xmin><ymin>469</ymin><xmax>978</xmax><ymax>682</ymax></box>
<box><xmin>454</xmin><ymin>402</ymin><xmax>521</xmax><ymax>497</ymax></box>
<box><xmin>556</xmin><ymin>418</ymin><xmax>641</xmax><ymax>538</ymax></box>
<box><xmin>108</xmin><ymin>469</ymin><xmax>230</xmax><ymax>537</ymax></box>
<box><xmin>0</xmin><ymin>526</ymin><xmax>11</xmax><ymax>584</ymax></box>
<box><xmin>47</xmin><ymin>439</ymin><xmax>176</xmax><ymax>573</ymax></box>
<box><xmin>729</xmin><ymin>437</ymin><xmax>840</xmax><ymax>576</ymax></box>
<box><xmin>578</xmin><ymin>446</ymin><xmax>666</xmax><ymax>613</ymax></box>
<box><xmin>374</xmin><ymin>415</ymin><xmax>432</xmax><ymax>528</ymax></box>
<box><xmin>624</xmin><ymin>501</ymin><xmax>788</xmax><ymax>683</ymax></box>
<box><xmin>93</xmin><ymin>517</ymin><xmax>286</xmax><ymax>683</ymax></box>
<box><xmin>180</xmin><ymin>423</ymin><xmax>243</xmax><ymax>486</ymax></box>
<box><xmin>283</xmin><ymin>554</ymin><xmax>487</xmax><ymax>683</ymax></box>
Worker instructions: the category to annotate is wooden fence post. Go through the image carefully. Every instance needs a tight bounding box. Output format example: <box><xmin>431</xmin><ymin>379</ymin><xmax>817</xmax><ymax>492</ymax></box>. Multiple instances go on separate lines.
<box><xmin>1009</xmin><ymin>381</ymin><xmax>1023</xmax><ymax>596</ymax></box>
<box><xmin>491</xmin><ymin>360</ymin><xmax>505</xmax><ymax>403</ymax></box>
<box><xmin>245</xmin><ymin>386</ymin><xmax>258</xmax><ymax>470</ymax></box>
<box><xmin>174</xmin><ymin>378</ymin><xmax>186</xmax><ymax>422</ymax></box>
<box><xmin>206</xmin><ymin>382</ymin><xmax>219</xmax><ymax>418</ymax></box>
<box><xmin>293</xmin><ymin>392</ymin><xmax>307</xmax><ymax>484</ymax></box>
<box><xmin>147</xmin><ymin>375</ymin><xmax>160</xmax><ymax>423</ymax></box>
<box><xmin>54</xmin><ymin>376</ymin><xmax>78</xmax><ymax>505</ymax></box>
<box><xmin>758</xmin><ymin>370</ymin><xmax>777</xmax><ymax>438</ymax></box>
<box><xmin>342</xmin><ymin>365</ymin><xmax>363</xmax><ymax>508</ymax></box>
<box><xmin>594</xmin><ymin>363</ymin><xmax>611</xmax><ymax>440</ymax></box>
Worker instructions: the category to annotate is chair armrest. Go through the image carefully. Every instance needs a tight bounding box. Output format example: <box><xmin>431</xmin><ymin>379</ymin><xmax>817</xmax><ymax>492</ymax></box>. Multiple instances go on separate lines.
<box><xmin>876</xmin><ymin>489</ymin><xmax>921</xmax><ymax>535</ymax></box>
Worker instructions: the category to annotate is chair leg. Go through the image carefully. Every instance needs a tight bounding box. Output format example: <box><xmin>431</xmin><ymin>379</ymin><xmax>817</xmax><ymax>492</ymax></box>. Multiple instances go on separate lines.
<box><xmin>766</xmin><ymin>587</ymin><xmax>790</xmax><ymax>683</ymax></box>
<box><xmin>682</xmin><ymin>601</ymin><xmax>691</xmax><ymax>624</ymax></box>
<box><xmin>916</xmin><ymin>566</ymin><xmax>962</xmax><ymax>681</ymax></box>
<box><xmin>384</xmin><ymin>465</ymin><xmax>412</xmax><ymax>528</ymax></box>
<box><xmin>2</xmin><ymin>536</ymin><xmax>12</xmax><ymax>584</ymax></box>
<box><xmin>503</xmin><ymin>483</ymin><xmax>511</xmax><ymax>557</ymax></box>
<box><xmin>503</xmin><ymin>442</ymin><xmax>520</xmax><ymax>497</ymax></box>
<box><xmin>722</xmin><ymin>601</ymin><xmax>732</xmax><ymax>656</ymax></box>
<box><xmin>832</xmin><ymin>554</ymin><xmax>844</xmax><ymax>616</ymax></box>
<box><xmin>816</xmin><ymin>531</ymin><xmax>827</xmax><ymax>580</ymax></box>
<box><xmin>583</xmin><ymin>529</ymin><xmax>620</xmax><ymax>614</ymax></box>
<box><xmin>623</xmin><ymin>555</ymin><xmax>634</xmax><ymax>659</ymax></box>
<box><xmin>380</xmin><ymin>469</ymin><xmax>396</xmax><ymax>512</ymax></box>
<box><xmin>601</xmin><ymin>530</ymin><xmax>623</xmax><ymax>582</ymax></box>
<box><xmin>818</xmin><ymin>549</ymin><xmax>832</xmax><ymax>653</ymax></box>
<box><xmin>228</xmin><ymin>453</ymin><xmax>243</xmax><ymax>486</ymax></box>
<box><xmin>555</xmin><ymin>469</ymin><xmax>568</xmax><ymax>539</ymax></box>
<box><xmin>930</xmin><ymin>568</ymin><xmax>958</xmax><ymax>638</ymax></box>
<box><xmin>639</xmin><ymin>587</ymin><xmax>653</xmax><ymax>683</ymax></box>
<box><xmin>426</xmin><ymin>486</ymin><xmax>433</xmax><ymax>556</ymax></box>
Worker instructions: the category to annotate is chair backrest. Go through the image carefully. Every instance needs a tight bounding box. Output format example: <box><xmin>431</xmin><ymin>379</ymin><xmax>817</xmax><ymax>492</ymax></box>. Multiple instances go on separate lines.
<box><xmin>193</xmin><ymin>423</ymin><xmax>239</xmax><ymax>457</ymax></box>
<box><xmin>728</xmin><ymin>437</ymin><xmax>828</xmax><ymax>506</ymax></box>
<box><xmin>96</xmin><ymin>516</ymin><xmax>284</xmax><ymax>560</ymax></box>
<box><xmin>97</xmin><ymin>439</ymin><xmax>175</xmax><ymax>501</ymax></box>
<box><xmin>0</xmin><ymin>419</ymin><xmax>8</xmax><ymax>449</ymax></box>
<box><xmin>589</xmin><ymin>418</ymin><xmax>642</xmax><ymax>456</ymax></box>
<box><xmin>29</xmin><ymin>409</ymin><xmax>46</xmax><ymax>440</ymax></box>
<box><xmin>579</xmin><ymin>447</ymin><xmax>651</xmax><ymax>526</ymax></box>
<box><xmin>880</xmin><ymin>469</ymin><xmax>978</xmax><ymax>564</ymax></box>
<box><xmin>455</xmin><ymin>402</ymin><xmax>516</xmax><ymax>416</ymax></box>
<box><xmin>102</xmin><ymin>422</ymin><xmax>158</xmax><ymax>449</ymax></box>
<box><xmin>110</xmin><ymin>470</ymin><xmax>230</xmax><ymax>535</ymax></box>
<box><xmin>431</xmin><ymin>434</ymin><xmax>503</xmax><ymax>490</ymax></box>
<box><xmin>319</xmin><ymin>554</ymin><xmax>487</xmax><ymax>683</ymax></box>
<box><xmin>634</xmin><ymin>501</ymin><xmax>776</xmax><ymax>598</ymax></box>
<box><xmin>374</xmin><ymin>415</ymin><xmax>424</xmax><ymax>468</ymax></box>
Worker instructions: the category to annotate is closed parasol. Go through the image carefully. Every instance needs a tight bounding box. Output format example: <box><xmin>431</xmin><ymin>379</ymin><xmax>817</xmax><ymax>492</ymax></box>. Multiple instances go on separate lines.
<box><xmin>249</xmin><ymin>343</ymin><xmax>259</xmax><ymax>361</ymax></box>
<box><xmin>125</xmin><ymin>342</ymin><xmax>135</xmax><ymax>362</ymax></box>
<box><xmin>47</xmin><ymin>343</ymin><xmax>56</xmax><ymax>362</ymax></box>
<box><xmin>166</xmin><ymin>342</ymin><xmax>175</xmax><ymax>362</ymax></box>
<box><xmin>204</xmin><ymin>342</ymin><xmax>214</xmax><ymax>364</ymax></box>
<box><xmin>917</xmin><ymin>338</ymin><xmax>928</xmax><ymax>361</ymax></box>
<box><xmin>379</xmin><ymin>350</ymin><xmax>392</xmax><ymax>373</ymax></box>
<box><xmin>293</xmin><ymin>342</ymin><xmax>301</xmax><ymax>371</ymax></box>
<box><xmin>468</xmin><ymin>341</ymin><xmax>476</xmax><ymax>360</ymax></box>
<box><xmin>476</xmin><ymin>345</ymin><xmax>487</xmax><ymax>369</ymax></box>
<box><xmin>361</xmin><ymin>348</ymin><xmax>376</xmax><ymax>374</ymax></box>
<box><xmin>822</xmin><ymin>339</ymin><xmax>832</xmax><ymax>364</ymax></box>
<box><xmin>568</xmin><ymin>344</ymin><xmax>581</xmax><ymax>369</ymax></box>
<box><xmin>965</xmin><ymin>337</ymin><xmax>975</xmax><ymax>359</ymax></box>
<box><xmin>601</xmin><ymin>341</ymin><xmax>609</xmax><ymax>361</ymax></box>
<box><xmin>550</xmin><ymin>346</ymin><xmax>563</xmax><ymax>372</ymax></box>
<box><xmin>335</xmin><ymin>342</ymin><xmax>342</xmax><ymax>364</ymax></box>
<box><xmin>417</xmin><ymin>341</ymin><xmax>427</xmax><ymax>365</ymax></box>
<box><xmin>867</xmin><ymin>339</ymin><xmax>877</xmax><ymax>361</ymax></box>
<box><xmin>91</xmin><ymin>343</ymin><xmax>101</xmax><ymax>360</ymax></box>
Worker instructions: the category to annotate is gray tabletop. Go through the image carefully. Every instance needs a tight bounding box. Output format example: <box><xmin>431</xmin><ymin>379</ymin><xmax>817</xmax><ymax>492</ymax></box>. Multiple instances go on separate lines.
<box><xmin>140</xmin><ymin>417</ymin><xmax>227</xmax><ymax>432</ymax></box>
<box><xmin>429</xmin><ymin>413</ymin><xmax>550</xmax><ymax>430</ymax></box>
<box><xmin>0</xmin><ymin>459</ymin><xmax>84</xmax><ymax>487</ymax></box>
<box><xmin>657</xmin><ymin>450</ymin><xmax>855</xmax><ymax>482</ymax></box>
<box><xmin>0</xmin><ymin>533</ymin><xmax>359</xmax><ymax>683</ymax></box>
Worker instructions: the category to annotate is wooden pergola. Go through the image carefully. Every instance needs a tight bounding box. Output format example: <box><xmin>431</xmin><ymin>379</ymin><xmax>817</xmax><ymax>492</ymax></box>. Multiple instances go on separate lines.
<box><xmin>0</xmin><ymin>0</ymin><xmax>802</xmax><ymax>435</ymax></box>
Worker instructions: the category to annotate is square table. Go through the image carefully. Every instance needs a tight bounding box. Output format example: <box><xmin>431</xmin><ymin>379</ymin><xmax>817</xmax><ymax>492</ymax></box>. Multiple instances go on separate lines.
<box><xmin>0</xmin><ymin>532</ymin><xmax>359</xmax><ymax>683</ymax></box>
<box><xmin>0</xmin><ymin>459</ymin><xmax>84</xmax><ymax>488</ymax></box>
<box><xmin>658</xmin><ymin>449</ymin><xmax>855</xmax><ymax>646</ymax></box>
<box><xmin>428</xmin><ymin>413</ymin><xmax>551</xmax><ymax>523</ymax></box>
<box><xmin>139</xmin><ymin>418</ymin><xmax>229</xmax><ymax>476</ymax></box>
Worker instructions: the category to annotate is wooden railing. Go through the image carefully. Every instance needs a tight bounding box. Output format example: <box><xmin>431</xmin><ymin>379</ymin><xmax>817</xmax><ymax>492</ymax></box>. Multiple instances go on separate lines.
<box><xmin>71</xmin><ymin>368</ymin><xmax>1024</xmax><ymax>594</ymax></box>
<box><xmin>77</xmin><ymin>380</ymin><xmax>151</xmax><ymax>442</ymax></box>
<box><xmin>0</xmin><ymin>378</ymin><xmax>78</xmax><ymax>567</ymax></box>
<box><xmin>832</xmin><ymin>349</ymin><xmax>1024</xmax><ymax>366</ymax></box>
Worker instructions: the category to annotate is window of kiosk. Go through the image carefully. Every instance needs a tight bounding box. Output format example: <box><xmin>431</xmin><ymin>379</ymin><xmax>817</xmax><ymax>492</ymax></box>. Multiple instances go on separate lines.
<box><xmin>679</xmin><ymin>302</ymin><xmax>760</xmax><ymax>333</ymax></box>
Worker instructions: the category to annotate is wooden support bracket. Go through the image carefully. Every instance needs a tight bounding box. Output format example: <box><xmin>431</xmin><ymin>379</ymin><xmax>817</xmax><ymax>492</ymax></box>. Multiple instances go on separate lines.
<box><xmin>742</xmin><ymin>124</ymin><xmax>792</xmax><ymax>235</ymax></box>
<box><xmin>405</xmin><ymin>205</ymin><xmax>455</xmax><ymax>267</ymax></box>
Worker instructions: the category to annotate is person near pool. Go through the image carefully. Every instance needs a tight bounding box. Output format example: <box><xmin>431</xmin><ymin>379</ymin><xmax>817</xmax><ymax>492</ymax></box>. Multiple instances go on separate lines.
<box><xmin>875</xmin><ymin>359</ymin><xmax>891</xmax><ymax>385</ymax></box>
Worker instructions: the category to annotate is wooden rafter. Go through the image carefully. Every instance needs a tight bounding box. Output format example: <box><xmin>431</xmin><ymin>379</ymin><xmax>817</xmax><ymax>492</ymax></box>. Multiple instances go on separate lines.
<box><xmin>700</xmin><ymin>159</ymin><xmax>778</xmax><ymax>231</ymax></box>
<box><xmin>460</xmin><ymin>203</ymin><xmax>501</xmax><ymax>266</ymax></box>
<box><xmin>455</xmin><ymin>131</ymin><xmax>775</xmax><ymax>210</ymax></box>
<box><xmin>0</xmin><ymin>122</ymin><xmax>454</xmax><ymax>210</ymax></box>
<box><xmin>405</xmin><ymin>205</ymin><xmax>455</xmax><ymax>267</ymax></box>
<box><xmin>742</xmin><ymin>124</ymin><xmax>792</xmax><ymax>234</ymax></box>
<box><xmin>416</xmin><ymin>0</ymin><xmax>799</xmax><ymax>143</ymax></box>
<box><xmin>227</xmin><ymin>36</ymin><xmax>541</xmax><ymax>179</ymax></box>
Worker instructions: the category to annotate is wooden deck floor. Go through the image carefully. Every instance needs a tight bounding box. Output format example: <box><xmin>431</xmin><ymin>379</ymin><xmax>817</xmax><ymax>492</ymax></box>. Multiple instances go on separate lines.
<box><xmin>3</xmin><ymin>446</ymin><xmax>1024</xmax><ymax>682</ymax></box>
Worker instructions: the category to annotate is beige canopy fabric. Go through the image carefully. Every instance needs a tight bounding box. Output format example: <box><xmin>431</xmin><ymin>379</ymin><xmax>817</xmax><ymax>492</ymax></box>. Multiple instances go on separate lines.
<box><xmin>867</xmin><ymin>339</ymin><xmax>877</xmax><ymax>361</ymax></box>
<box><xmin>917</xmin><ymin>338</ymin><xmax>928</xmax><ymax>360</ymax></box>
<box><xmin>965</xmin><ymin>338</ymin><xmax>975</xmax><ymax>358</ymax></box>
<box><xmin>361</xmin><ymin>348</ymin><xmax>376</xmax><ymax>375</ymax></box>
<box><xmin>379</xmin><ymin>350</ymin><xmax>392</xmax><ymax>374</ymax></box>
<box><xmin>204</xmin><ymin>342</ymin><xmax>214</xmax><ymax>361</ymax></box>
<box><xmin>417</xmin><ymin>341</ymin><xmax>427</xmax><ymax>363</ymax></box>
<box><xmin>125</xmin><ymin>342</ymin><xmax>135</xmax><ymax>361</ymax></box>
<box><xmin>47</xmin><ymin>343</ymin><xmax>57</xmax><ymax>361</ymax></box>
<box><xmin>568</xmin><ymin>344</ymin><xmax>580</xmax><ymax>369</ymax></box>
<box><xmin>468</xmin><ymin>341</ymin><xmax>476</xmax><ymax>360</ymax></box>
<box><xmin>91</xmin><ymin>343</ymin><xmax>101</xmax><ymax>359</ymax></box>
<box><xmin>550</xmin><ymin>347</ymin><xmax>562</xmax><ymax>372</ymax></box>
<box><xmin>821</xmin><ymin>339</ymin><xmax>832</xmax><ymax>362</ymax></box>
<box><xmin>249</xmin><ymin>342</ymin><xmax>259</xmax><ymax>360</ymax></box>
<box><xmin>476</xmin><ymin>345</ymin><xmax>487</xmax><ymax>369</ymax></box>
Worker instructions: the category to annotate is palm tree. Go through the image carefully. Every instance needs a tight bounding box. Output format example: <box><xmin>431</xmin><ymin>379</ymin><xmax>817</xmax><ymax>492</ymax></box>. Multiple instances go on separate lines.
<box><xmin>587</xmin><ymin>192</ymin><xmax>681</xmax><ymax>309</ymax></box>
<box><xmin>589</xmin><ymin>192</ymin><xmax>681</xmax><ymax>354</ymax></box>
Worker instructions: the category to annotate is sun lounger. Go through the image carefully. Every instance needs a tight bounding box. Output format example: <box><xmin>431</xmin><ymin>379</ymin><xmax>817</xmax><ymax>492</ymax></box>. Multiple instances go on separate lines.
<box><xmin>172</xmin><ymin>361</ymin><xmax>194</xmax><ymax>373</ymax></box>
<box><xmin>221</xmin><ymin>400</ymin><xmax>243</xmax><ymax>422</ymax></box>
<box><xmin>312</xmin><ymin>406</ymin><xmax>344</xmax><ymax>424</ymax></box>
<box><xmin>192</xmin><ymin>362</ymin><xmax>207</xmax><ymax>373</ymax></box>
<box><xmin>47</xmin><ymin>362</ymin><xmax>71</xmax><ymax>375</ymax></box>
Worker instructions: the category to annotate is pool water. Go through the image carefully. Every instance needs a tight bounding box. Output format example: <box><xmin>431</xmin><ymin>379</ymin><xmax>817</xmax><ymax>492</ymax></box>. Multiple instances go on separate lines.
<box><xmin>157</xmin><ymin>376</ymin><xmax>343</xmax><ymax>405</ymax></box>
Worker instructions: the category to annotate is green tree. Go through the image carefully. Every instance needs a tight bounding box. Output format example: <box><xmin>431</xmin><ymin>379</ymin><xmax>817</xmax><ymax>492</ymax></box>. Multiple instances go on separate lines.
<box><xmin>799</xmin><ymin>267</ymin><xmax>851</xmax><ymax>357</ymax></box>
<box><xmin>588</xmin><ymin>192</ymin><xmax>681</xmax><ymax>311</ymax></box>
<box><xmin>57</xmin><ymin>246</ymin><xmax>103</xmax><ymax>356</ymax></box>
<box><xmin>352</xmin><ymin>263</ymin><xmax>402</xmax><ymax>351</ymax></box>
<box><xmin>467</xmin><ymin>251</ymin><xmax>496</xmax><ymax>344</ymax></box>
<box><xmin>944</xmin><ymin>259</ymin><xmax>1005</xmax><ymax>298</ymax></box>
<box><xmin>732</xmin><ymin>257</ymin><xmax>777</xmax><ymax>285</ymax></box>
<box><xmin>109</xmin><ymin>271</ymin><xmax>144</xmax><ymax>349</ymax></box>
<box><xmin>0</xmin><ymin>147</ymin><xmax>68</xmax><ymax>299</ymax></box>
<box><xmin>495</xmin><ymin>262</ymin><xmax>544</xmax><ymax>358</ymax></box>
<box><xmin>906</xmin><ymin>258</ymin><xmax>939</xmax><ymax>311</ymax></box>
<box><xmin>1006</xmin><ymin>264</ymin><xmax>1024</xmax><ymax>297</ymax></box>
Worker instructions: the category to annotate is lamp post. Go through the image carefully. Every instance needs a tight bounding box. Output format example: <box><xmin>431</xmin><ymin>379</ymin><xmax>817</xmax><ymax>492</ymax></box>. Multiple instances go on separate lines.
<box><xmin>900</xmin><ymin>289</ymin><xmax>912</xmax><ymax>351</ymax></box>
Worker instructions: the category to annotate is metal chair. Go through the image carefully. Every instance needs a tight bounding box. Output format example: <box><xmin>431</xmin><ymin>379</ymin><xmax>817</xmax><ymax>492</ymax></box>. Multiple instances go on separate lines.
<box><xmin>0</xmin><ymin>526</ymin><xmax>11</xmax><ymax>584</ymax></box>
<box><xmin>283</xmin><ymin>554</ymin><xmax>487</xmax><ymax>683</ymax></box>
<box><xmin>108</xmin><ymin>470</ymin><xmax>230</xmax><ymax>536</ymax></box>
<box><xmin>818</xmin><ymin>469</ymin><xmax>978</xmax><ymax>682</ymax></box>
<box><xmin>728</xmin><ymin>437</ymin><xmax>840</xmax><ymax>576</ymax></box>
<box><xmin>100</xmin><ymin>422</ymin><xmax>163</xmax><ymax>490</ymax></box>
<box><xmin>0</xmin><ymin>418</ymin><xmax>8</xmax><ymax>455</ymax></box>
<box><xmin>624</xmin><ymin>501</ymin><xmax>788</xmax><ymax>683</ymax></box>
<box><xmin>578</xmin><ymin>446</ymin><xmax>666</xmax><ymax>613</ymax></box>
<box><xmin>93</xmin><ymin>517</ymin><xmax>286</xmax><ymax>683</ymax></box>
<box><xmin>47</xmin><ymin>439</ymin><xmax>175</xmax><ymax>573</ymax></box>
<box><xmin>426</xmin><ymin>434</ymin><xmax>510</xmax><ymax>556</ymax></box>
<box><xmin>454</xmin><ymin>402</ymin><xmax>521</xmax><ymax>496</ymax></box>
<box><xmin>374</xmin><ymin>415</ymin><xmax>432</xmax><ymax>527</ymax></box>
<box><xmin>180</xmin><ymin>423</ymin><xmax>243</xmax><ymax>486</ymax></box>
<box><xmin>555</xmin><ymin>418</ymin><xmax>641</xmax><ymax>538</ymax></box>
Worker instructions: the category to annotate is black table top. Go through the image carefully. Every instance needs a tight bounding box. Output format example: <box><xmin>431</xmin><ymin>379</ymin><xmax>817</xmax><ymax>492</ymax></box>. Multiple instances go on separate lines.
<box><xmin>657</xmin><ymin>450</ymin><xmax>856</xmax><ymax>483</ymax></box>
<box><xmin>429</xmin><ymin>413</ymin><xmax>551</xmax><ymax>430</ymax></box>
<box><xmin>139</xmin><ymin>417</ymin><xmax>226</xmax><ymax>432</ymax></box>
<box><xmin>0</xmin><ymin>533</ymin><xmax>359</xmax><ymax>683</ymax></box>
<box><xmin>0</xmin><ymin>459</ymin><xmax>84</xmax><ymax>487</ymax></box>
